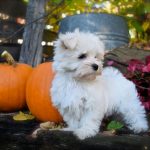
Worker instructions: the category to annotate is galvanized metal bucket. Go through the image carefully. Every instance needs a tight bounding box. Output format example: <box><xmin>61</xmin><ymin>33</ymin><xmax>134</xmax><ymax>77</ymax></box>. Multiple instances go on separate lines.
<box><xmin>59</xmin><ymin>13</ymin><xmax>129</xmax><ymax>51</ymax></box>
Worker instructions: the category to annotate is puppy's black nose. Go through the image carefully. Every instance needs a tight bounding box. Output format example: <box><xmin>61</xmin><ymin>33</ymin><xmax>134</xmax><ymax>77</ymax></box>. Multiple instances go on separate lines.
<box><xmin>92</xmin><ymin>64</ymin><xmax>98</xmax><ymax>71</ymax></box>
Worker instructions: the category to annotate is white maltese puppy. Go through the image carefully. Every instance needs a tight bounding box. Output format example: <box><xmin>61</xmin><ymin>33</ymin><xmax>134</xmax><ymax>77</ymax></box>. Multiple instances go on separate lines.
<box><xmin>51</xmin><ymin>29</ymin><xmax>148</xmax><ymax>140</ymax></box>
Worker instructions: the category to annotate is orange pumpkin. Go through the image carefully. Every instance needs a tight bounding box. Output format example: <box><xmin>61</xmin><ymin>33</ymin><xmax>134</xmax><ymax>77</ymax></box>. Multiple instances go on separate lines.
<box><xmin>26</xmin><ymin>62</ymin><xmax>63</xmax><ymax>122</ymax></box>
<box><xmin>0</xmin><ymin>51</ymin><xmax>32</xmax><ymax>112</ymax></box>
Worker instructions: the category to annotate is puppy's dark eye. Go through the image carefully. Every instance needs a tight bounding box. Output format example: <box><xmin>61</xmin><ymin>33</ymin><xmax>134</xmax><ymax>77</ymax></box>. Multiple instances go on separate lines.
<box><xmin>78</xmin><ymin>53</ymin><xmax>87</xmax><ymax>59</ymax></box>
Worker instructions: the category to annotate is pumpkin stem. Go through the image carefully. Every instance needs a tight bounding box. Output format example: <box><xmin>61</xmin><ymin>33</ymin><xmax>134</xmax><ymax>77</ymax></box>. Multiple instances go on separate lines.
<box><xmin>1</xmin><ymin>50</ymin><xmax>17</xmax><ymax>66</ymax></box>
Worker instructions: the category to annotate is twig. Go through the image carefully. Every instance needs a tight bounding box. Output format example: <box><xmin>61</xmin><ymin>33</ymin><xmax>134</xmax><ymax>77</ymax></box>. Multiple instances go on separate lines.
<box><xmin>136</xmin><ymin>84</ymin><xmax>150</xmax><ymax>90</ymax></box>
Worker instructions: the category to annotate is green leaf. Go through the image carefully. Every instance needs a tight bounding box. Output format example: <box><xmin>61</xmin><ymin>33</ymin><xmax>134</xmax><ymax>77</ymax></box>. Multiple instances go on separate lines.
<box><xmin>107</xmin><ymin>121</ymin><xmax>124</xmax><ymax>130</ymax></box>
<box><xmin>131</xmin><ymin>20</ymin><xmax>143</xmax><ymax>32</ymax></box>
<box><xmin>22</xmin><ymin>0</ymin><xmax>29</xmax><ymax>3</ymax></box>
<box><xmin>65</xmin><ymin>0</ymin><xmax>74</xmax><ymax>5</ymax></box>
<box><xmin>52</xmin><ymin>0</ymin><xmax>62</xmax><ymax>4</ymax></box>
<box><xmin>144</xmin><ymin>3</ymin><xmax>150</xmax><ymax>13</ymax></box>
<box><xmin>142</xmin><ymin>21</ymin><xmax>150</xmax><ymax>31</ymax></box>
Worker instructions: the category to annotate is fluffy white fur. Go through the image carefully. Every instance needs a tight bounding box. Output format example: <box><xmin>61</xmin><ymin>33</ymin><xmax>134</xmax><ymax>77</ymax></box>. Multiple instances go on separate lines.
<box><xmin>51</xmin><ymin>29</ymin><xmax>148</xmax><ymax>140</ymax></box>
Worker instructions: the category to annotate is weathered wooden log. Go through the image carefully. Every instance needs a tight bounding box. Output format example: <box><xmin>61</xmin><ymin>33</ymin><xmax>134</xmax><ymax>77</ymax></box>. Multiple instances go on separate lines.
<box><xmin>0</xmin><ymin>112</ymin><xmax>150</xmax><ymax>150</ymax></box>
<box><xmin>104</xmin><ymin>46</ymin><xmax>150</xmax><ymax>73</ymax></box>
<box><xmin>35</xmin><ymin>130</ymin><xmax>150</xmax><ymax>150</ymax></box>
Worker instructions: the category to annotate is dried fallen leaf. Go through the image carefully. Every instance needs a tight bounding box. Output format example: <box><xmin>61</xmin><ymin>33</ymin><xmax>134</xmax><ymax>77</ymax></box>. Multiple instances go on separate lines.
<box><xmin>32</xmin><ymin>122</ymin><xmax>66</xmax><ymax>138</ymax></box>
<box><xmin>13</xmin><ymin>111</ymin><xmax>35</xmax><ymax>121</ymax></box>
<box><xmin>40</xmin><ymin>121</ymin><xmax>65</xmax><ymax>130</ymax></box>
<box><xmin>40</xmin><ymin>121</ymin><xmax>55</xmax><ymax>130</ymax></box>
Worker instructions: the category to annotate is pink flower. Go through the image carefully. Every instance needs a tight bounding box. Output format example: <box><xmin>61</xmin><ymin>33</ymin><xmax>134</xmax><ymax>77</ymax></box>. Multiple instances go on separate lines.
<box><xmin>145</xmin><ymin>55</ymin><xmax>150</xmax><ymax>65</ymax></box>
<box><xmin>126</xmin><ymin>55</ymin><xmax>150</xmax><ymax>111</ymax></box>
<box><xmin>127</xmin><ymin>59</ymin><xmax>145</xmax><ymax>72</ymax></box>
<box><xmin>142</xmin><ymin>63</ymin><xmax>150</xmax><ymax>72</ymax></box>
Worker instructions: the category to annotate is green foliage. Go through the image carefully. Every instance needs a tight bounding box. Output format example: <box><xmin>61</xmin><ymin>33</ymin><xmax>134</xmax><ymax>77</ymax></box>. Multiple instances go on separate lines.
<box><xmin>107</xmin><ymin>120</ymin><xmax>124</xmax><ymax>130</ymax></box>
<box><xmin>22</xmin><ymin>0</ymin><xmax>29</xmax><ymax>3</ymax></box>
<box><xmin>47</xmin><ymin>0</ymin><xmax>150</xmax><ymax>42</ymax></box>
<box><xmin>52</xmin><ymin>0</ymin><xmax>63</xmax><ymax>4</ymax></box>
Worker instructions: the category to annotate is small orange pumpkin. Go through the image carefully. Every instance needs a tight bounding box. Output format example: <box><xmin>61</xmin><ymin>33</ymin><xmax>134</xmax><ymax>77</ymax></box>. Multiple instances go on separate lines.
<box><xmin>26</xmin><ymin>62</ymin><xmax>63</xmax><ymax>122</ymax></box>
<box><xmin>0</xmin><ymin>51</ymin><xmax>32</xmax><ymax>112</ymax></box>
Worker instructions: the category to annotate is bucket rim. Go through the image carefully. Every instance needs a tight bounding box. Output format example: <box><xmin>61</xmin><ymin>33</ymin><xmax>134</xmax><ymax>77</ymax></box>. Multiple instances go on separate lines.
<box><xmin>60</xmin><ymin>12</ymin><xmax>126</xmax><ymax>22</ymax></box>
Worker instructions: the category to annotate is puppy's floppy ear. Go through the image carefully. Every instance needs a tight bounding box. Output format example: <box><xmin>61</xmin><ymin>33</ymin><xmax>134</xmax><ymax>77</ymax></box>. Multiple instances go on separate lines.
<box><xmin>59</xmin><ymin>32</ymin><xmax>78</xmax><ymax>50</ymax></box>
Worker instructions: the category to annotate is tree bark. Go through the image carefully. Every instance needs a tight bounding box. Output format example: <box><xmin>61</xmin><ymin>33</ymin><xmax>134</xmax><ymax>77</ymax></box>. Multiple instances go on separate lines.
<box><xmin>19</xmin><ymin>0</ymin><xmax>47</xmax><ymax>67</ymax></box>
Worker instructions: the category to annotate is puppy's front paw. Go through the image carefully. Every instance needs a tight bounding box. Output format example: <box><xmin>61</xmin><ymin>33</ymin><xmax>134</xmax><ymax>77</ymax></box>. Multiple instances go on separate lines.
<box><xmin>74</xmin><ymin>128</ymin><xmax>97</xmax><ymax>140</ymax></box>
<box><xmin>61</xmin><ymin>127</ymin><xmax>73</xmax><ymax>132</ymax></box>
<box><xmin>74</xmin><ymin>129</ymin><xmax>87</xmax><ymax>140</ymax></box>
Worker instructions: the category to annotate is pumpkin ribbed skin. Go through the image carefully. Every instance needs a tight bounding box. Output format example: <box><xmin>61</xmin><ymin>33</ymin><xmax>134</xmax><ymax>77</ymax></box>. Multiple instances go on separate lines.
<box><xmin>26</xmin><ymin>62</ymin><xmax>63</xmax><ymax>122</ymax></box>
<box><xmin>0</xmin><ymin>63</ymin><xmax>32</xmax><ymax>112</ymax></box>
